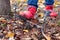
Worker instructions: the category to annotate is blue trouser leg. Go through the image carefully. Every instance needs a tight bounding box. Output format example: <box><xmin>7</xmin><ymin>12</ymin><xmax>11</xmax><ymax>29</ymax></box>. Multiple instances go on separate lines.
<box><xmin>27</xmin><ymin>0</ymin><xmax>38</xmax><ymax>8</ymax></box>
<box><xmin>45</xmin><ymin>0</ymin><xmax>54</xmax><ymax>5</ymax></box>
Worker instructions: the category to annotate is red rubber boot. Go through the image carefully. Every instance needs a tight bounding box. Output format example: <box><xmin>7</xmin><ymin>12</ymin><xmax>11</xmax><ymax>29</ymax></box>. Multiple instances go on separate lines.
<box><xmin>19</xmin><ymin>5</ymin><xmax>37</xmax><ymax>19</ymax></box>
<box><xmin>50</xmin><ymin>11</ymin><xmax>58</xmax><ymax>17</ymax></box>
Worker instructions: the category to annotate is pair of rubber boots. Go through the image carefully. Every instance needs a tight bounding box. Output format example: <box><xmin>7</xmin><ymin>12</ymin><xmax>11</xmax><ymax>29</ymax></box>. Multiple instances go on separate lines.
<box><xmin>19</xmin><ymin>5</ymin><xmax>58</xmax><ymax>19</ymax></box>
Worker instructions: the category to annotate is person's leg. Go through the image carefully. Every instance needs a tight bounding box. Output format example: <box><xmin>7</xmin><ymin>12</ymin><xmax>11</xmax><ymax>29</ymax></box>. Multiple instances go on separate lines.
<box><xmin>19</xmin><ymin>0</ymin><xmax>38</xmax><ymax>19</ymax></box>
<box><xmin>44</xmin><ymin>0</ymin><xmax>57</xmax><ymax>17</ymax></box>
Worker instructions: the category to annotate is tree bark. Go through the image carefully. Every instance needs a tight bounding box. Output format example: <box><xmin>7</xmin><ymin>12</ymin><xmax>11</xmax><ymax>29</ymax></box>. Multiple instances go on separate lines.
<box><xmin>0</xmin><ymin>0</ymin><xmax>11</xmax><ymax>15</ymax></box>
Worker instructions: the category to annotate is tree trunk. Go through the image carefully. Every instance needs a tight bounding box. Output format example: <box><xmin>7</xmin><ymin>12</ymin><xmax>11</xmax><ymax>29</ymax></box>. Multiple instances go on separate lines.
<box><xmin>0</xmin><ymin>0</ymin><xmax>11</xmax><ymax>15</ymax></box>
